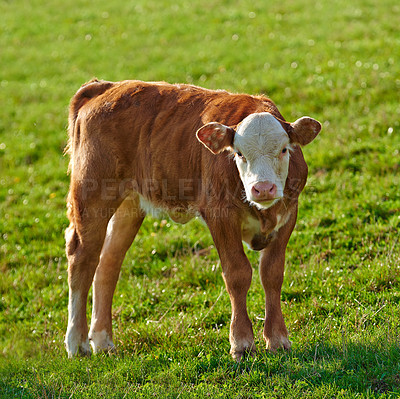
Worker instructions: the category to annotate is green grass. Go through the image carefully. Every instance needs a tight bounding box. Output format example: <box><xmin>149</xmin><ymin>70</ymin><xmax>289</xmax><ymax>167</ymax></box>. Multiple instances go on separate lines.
<box><xmin>1</xmin><ymin>0</ymin><xmax>400</xmax><ymax>397</ymax></box>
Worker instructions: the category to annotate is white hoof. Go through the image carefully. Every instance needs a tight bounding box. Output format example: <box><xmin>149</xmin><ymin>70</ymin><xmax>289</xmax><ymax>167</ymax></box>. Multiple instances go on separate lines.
<box><xmin>265</xmin><ymin>335</ymin><xmax>292</xmax><ymax>352</ymax></box>
<box><xmin>65</xmin><ymin>329</ymin><xmax>91</xmax><ymax>358</ymax></box>
<box><xmin>89</xmin><ymin>330</ymin><xmax>115</xmax><ymax>354</ymax></box>
<box><xmin>230</xmin><ymin>339</ymin><xmax>256</xmax><ymax>362</ymax></box>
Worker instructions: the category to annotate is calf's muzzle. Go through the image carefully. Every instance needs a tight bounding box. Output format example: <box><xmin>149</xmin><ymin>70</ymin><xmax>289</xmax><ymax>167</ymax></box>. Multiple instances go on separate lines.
<box><xmin>251</xmin><ymin>181</ymin><xmax>278</xmax><ymax>202</ymax></box>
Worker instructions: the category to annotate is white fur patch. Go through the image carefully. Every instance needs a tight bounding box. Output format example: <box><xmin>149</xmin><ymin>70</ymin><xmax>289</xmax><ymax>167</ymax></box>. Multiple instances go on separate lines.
<box><xmin>274</xmin><ymin>212</ymin><xmax>291</xmax><ymax>232</ymax></box>
<box><xmin>241</xmin><ymin>215</ymin><xmax>261</xmax><ymax>246</ymax></box>
<box><xmin>139</xmin><ymin>196</ymin><xmax>164</xmax><ymax>218</ymax></box>
<box><xmin>250</xmin><ymin>198</ymin><xmax>280</xmax><ymax>211</ymax></box>
<box><xmin>65</xmin><ymin>291</ymin><xmax>91</xmax><ymax>357</ymax></box>
<box><xmin>89</xmin><ymin>330</ymin><xmax>115</xmax><ymax>353</ymax></box>
<box><xmin>139</xmin><ymin>195</ymin><xmax>195</xmax><ymax>224</ymax></box>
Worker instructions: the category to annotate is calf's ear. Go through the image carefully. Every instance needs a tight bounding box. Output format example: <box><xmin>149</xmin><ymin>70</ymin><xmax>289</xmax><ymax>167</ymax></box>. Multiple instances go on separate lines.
<box><xmin>196</xmin><ymin>122</ymin><xmax>236</xmax><ymax>154</ymax></box>
<box><xmin>288</xmin><ymin>117</ymin><xmax>321</xmax><ymax>146</ymax></box>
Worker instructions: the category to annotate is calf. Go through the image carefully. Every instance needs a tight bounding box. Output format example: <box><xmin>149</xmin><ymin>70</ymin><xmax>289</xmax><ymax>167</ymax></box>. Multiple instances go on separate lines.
<box><xmin>65</xmin><ymin>79</ymin><xmax>321</xmax><ymax>360</ymax></box>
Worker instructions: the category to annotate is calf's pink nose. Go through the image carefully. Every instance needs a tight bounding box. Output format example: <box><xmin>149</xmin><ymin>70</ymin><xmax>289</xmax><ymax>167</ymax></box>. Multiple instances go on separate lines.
<box><xmin>251</xmin><ymin>181</ymin><xmax>277</xmax><ymax>201</ymax></box>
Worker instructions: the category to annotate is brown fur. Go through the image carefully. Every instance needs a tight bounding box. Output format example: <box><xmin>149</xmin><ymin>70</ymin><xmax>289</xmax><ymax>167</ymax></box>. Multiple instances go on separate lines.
<box><xmin>65</xmin><ymin>80</ymin><xmax>317</xmax><ymax>360</ymax></box>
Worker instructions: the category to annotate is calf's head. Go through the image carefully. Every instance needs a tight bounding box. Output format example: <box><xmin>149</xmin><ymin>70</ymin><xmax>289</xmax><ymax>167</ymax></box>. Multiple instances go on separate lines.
<box><xmin>196</xmin><ymin>112</ymin><xmax>321</xmax><ymax>209</ymax></box>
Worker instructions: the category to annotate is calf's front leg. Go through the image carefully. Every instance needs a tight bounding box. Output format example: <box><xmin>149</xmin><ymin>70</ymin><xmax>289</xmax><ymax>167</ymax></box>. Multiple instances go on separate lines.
<box><xmin>259</xmin><ymin>210</ymin><xmax>297</xmax><ymax>351</ymax></box>
<box><xmin>204</xmin><ymin>213</ymin><xmax>255</xmax><ymax>361</ymax></box>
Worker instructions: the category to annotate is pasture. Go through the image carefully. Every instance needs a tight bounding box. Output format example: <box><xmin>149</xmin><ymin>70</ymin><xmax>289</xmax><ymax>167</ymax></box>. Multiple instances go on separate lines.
<box><xmin>0</xmin><ymin>0</ymin><xmax>399</xmax><ymax>397</ymax></box>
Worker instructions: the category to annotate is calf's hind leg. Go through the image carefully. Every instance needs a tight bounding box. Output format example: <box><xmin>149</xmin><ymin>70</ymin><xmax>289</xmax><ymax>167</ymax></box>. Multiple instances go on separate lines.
<box><xmin>65</xmin><ymin>186</ymin><xmax>123</xmax><ymax>358</ymax></box>
<box><xmin>89</xmin><ymin>195</ymin><xmax>145</xmax><ymax>353</ymax></box>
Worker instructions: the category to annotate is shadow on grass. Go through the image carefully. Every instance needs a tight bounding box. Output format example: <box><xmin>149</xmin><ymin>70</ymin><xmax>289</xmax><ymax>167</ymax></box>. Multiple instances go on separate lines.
<box><xmin>1</xmin><ymin>339</ymin><xmax>399</xmax><ymax>398</ymax></box>
<box><xmin>228</xmin><ymin>340</ymin><xmax>400</xmax><ymax>396</ymax></box>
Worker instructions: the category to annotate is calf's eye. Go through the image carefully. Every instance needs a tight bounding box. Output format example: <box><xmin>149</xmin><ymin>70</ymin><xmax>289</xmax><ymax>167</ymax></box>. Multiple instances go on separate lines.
<box><xmin>235</xmin><ymin>151</ymin><xmax>247</xmax><ymax>162</ymax></box>
<box><xmin>282</xmin><ymin>148</ymin><xmax>287</xmax><ymax>154</ymax></box>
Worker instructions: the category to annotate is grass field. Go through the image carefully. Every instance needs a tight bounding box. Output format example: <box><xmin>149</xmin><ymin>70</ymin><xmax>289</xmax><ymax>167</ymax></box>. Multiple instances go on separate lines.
<box><xmin>1</xmin><ymin>0</ymin><xmax>400</xmax><ymax>397</ymax></box>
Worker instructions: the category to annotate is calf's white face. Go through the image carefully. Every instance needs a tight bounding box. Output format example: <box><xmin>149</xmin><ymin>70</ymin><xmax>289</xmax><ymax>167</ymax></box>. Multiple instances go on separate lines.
<box><xmin>196</xmin><ymin>111</ymin><xmax>321</xmax><ymax>210</ymax></box>
<box><xmin>233</xmin><ymin>113</ymin><xmax>290</xmax><ymax>209</ymax></box>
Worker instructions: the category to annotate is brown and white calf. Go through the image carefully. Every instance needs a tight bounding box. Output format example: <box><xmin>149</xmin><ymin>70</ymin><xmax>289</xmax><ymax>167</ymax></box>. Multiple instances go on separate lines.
<box><xmin>65</xmin><ymin>79</ymin><xmax>321</xmax><ymax>360</ymax></box>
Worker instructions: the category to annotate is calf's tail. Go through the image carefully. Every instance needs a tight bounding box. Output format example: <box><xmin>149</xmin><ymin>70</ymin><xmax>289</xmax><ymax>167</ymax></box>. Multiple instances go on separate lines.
<box><xmin>65</xmin><ymin>78</ymin><xmax>114</xmax><ymax>161</ymax></box>
<box><xmin>64</xmin><ymin>79</ymin><xmax>114</xmax><ymax>243</ymax></box>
